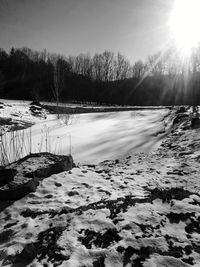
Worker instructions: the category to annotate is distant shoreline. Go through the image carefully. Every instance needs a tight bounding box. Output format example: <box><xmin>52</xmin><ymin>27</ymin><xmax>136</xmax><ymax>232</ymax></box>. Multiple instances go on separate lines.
<box><xmin>43</xmin><ymin>103</ymin><xmax>172</xmax><ymax>115</ymax></box>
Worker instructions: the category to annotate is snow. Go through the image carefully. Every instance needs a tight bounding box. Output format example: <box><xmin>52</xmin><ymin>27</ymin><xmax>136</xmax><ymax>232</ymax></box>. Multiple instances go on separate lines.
<box><xmin>1</xmin><ymin>101</ymin><xmax>200</xmax><ymax>266</ymax></box>
<box><xmin>1</xmin><ymin>145</ymin><xmax>200</xmax><ymax>266</ymax></box>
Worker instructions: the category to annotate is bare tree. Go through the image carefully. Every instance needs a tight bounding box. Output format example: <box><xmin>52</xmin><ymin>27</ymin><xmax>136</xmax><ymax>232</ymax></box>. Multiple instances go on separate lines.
<box><xmin>0</xmin><ymin>71</ymin><xmax>4</xmax><ymax>94</ymax></box>
<box><xmin>92</xmin><ymin>53</ymin><xmax>104</xmax><ymax>81</ymax></box>
<box><xmin>146</xmin><ymin>52</ymin><xmax>167</xmax><ymax>76</ymax></box>
<box><xmin>74</xmin><ymin>53</ymin><xmax>93</xmax><ymax>78</ymax></box>
<box><xmin>53</xmin><ymin>58</ymin><xmax>65</xmax><ymax>118</ymax></box>
<box><xmin>101</xmin><ymin>51</ymin><xmax>114</xmax><ymax>81</ymax></box>
<box><xmin>114</xmin><ymin>53</ymin><xmax>131</xmax><ymax>80</ymax></box>
<box><xmin>132</xmin><ymin>60</ymin><xmax>147</xmax><ymax>79</ymax></box>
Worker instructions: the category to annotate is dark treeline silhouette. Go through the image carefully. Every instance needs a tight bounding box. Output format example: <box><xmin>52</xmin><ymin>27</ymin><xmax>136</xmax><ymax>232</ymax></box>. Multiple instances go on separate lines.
<box><xmin>0</xmin><ymin>46</ymin><xmax>200</xmax><ymax>105</ymax></box>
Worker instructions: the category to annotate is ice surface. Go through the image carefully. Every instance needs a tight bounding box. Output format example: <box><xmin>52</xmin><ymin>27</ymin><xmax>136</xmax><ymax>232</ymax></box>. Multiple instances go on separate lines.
<box><xmin>2</xmin><ymin>108</ymin><xmax>170</xmax><ymax>164</ymax></box>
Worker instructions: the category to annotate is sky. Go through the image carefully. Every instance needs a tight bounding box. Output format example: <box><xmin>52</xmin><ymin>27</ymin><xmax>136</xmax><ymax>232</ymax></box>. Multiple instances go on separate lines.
<box><xmin>0</xmin><ymin>0</ymin><xmax>175</xmax><ymax>63</ymax></box>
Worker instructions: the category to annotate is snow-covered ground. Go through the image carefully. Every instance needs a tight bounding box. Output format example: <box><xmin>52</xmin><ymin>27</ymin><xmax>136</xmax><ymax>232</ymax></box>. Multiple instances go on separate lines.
<box><xmin>1</xmin><ymin>101</ymin><xmax>200</xmax><ymax>267</ymax></box>
<box><xmin>1</xmin><ymin>108</ymin><xmax>200</xmax><ymax>266</ymax></box>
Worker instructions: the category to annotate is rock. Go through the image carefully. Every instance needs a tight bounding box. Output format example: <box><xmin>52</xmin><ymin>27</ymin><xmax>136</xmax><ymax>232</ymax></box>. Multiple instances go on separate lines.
<box><xmin>191</xmin><ymin>117</ymin><xmax>200</xmax><ymax>128</ymax></box>
<box><xmin>0</xmin><ymin>117</ymin><xmax>12</xmax><ymax>125</ymax></box>
<box><xmin>173</xmin><ymin>113</ymin><xmax>189</xmax><ymax>125</ymax></box>
<box><xmin>68</xmin><ymin>190</ymin><xmax>79</xmax><ymax>196</ymax></box>
<box><xmin>0</xmin><ymin>177</ymin><xmax>39</xmax><ymax>201</ymax></box>
<box><xmin>0</xmin><ymin>153</ymin><xmax>73</xmax><ymax>201</ymax></box>
<box><xmin>30</xmin><ymin>105</ymin><xmax>42</xmax><ymax>111</ymax></box>
<box><xmin>29</xmin><ymin>104</ymin><xmax>47</xmax><ymax>119</ymax></box>
<box><xmin>55</xmin><ymin>182</ymin><xmax>62</xmax><ymax>187</ymax></box>
<box><xmin>15</xmin><ymin>243</ymin><xmax>37</xmax><ymax>264</ymax></box>
<box><xmin>24</xmin><ymin>154</ymin><xmax>73</xmax><ymax>179</ymax></box>
<box><xmin>176</xmin><ymin>106</ymin><xmax>186</xmax><ymax>113</ymax></box>
<box><xmin>0</xmin><ymin>169</ymin><xmax>16</xmax><ymax>187</ymax></box>
<box><xmin>30</xmin><ymin>101</ymin><xmax>41</xmax><ymax>106</ymax></box>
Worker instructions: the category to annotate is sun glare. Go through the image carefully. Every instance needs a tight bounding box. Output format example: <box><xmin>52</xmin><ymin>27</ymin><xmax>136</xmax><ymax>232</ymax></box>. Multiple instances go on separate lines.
<box><xmin>169</xmin><ymin>0</ymin><xmax>200</xmax><ymax>55</ymax></box>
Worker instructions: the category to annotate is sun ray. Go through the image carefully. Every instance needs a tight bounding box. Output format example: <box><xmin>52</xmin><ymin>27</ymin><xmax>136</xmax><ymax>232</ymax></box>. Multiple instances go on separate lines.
<box><xmin>169</xmin><ymin>0</ymin><xmax>200</xmax><ymax>56</ymax></box>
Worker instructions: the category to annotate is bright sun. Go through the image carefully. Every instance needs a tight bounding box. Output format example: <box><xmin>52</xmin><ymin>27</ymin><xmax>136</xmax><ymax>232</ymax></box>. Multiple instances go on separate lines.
<box><xmin>169</xmin><ymin>0</ymin><xmax>200</xmax><ymax>55</ymax></box>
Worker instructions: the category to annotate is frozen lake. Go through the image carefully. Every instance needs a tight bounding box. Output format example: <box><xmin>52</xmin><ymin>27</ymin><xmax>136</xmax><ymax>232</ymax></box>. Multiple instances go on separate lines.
<box><xmin>1</xmin><ymin>109</ymin><xmax>171</xmax><ymax>165</ymax></box>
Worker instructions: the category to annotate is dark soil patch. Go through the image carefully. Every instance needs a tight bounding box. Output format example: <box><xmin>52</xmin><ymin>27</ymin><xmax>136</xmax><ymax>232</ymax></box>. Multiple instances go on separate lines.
<box><xmin>182</xmin><ymin>257</ymin><xmax>194</xmax><ymax>265</ymax></box>
<box><xmin>183</xmin><ymin>245</ymin><xmax>193</xmax><ymax>255</ymax></box>
<box><xmin>147</xmin><ymin>187</ymin><xmax>193</xmax><ymax>203</ymax></box>
<box><xmin>93</xmin><ymin>255</ymin><xmax>105</xmax><ymax>267</ymax></box>
<box><xmin>4</xmin><ymin>221</ymin><xmax>18</xmax><ymax>229</ymax></box>
<box><xmin>123</xmin><ymin>246</ymin><xmax>152</xmax><ymax>267</ymax></box>
<box><xmin>163</xmin><ymin>244</ymin><xmax>184</xmax><ymax>258</ymax></box>
<box><xmin>163</xmin><ymin>235</ymin><xmax>193</xmax><ymax>260</ymax></box>
<box><xmin>118</xmin><ymin>236</ymin><xmax>195</xmax><ymax>266</ymax></box>
<box><xmin>21</xmin><ymin>194</ymin><xmax>148</xmax><ymax>219</ymax></box>
<box><xmin>191</xmin><ymin>242</ymin><xmax>200</xmax><ymax>254</ymax></box>
<box><xmin>36</xmin><ymin>226</ymin><xmax>69</xmax><ymax>264</ymax></box>
<box><xmin>185</xmin><ymin>216</ymin><xmax>200</xmax><ymax>234</ymax></box>
<box><xmin>8</xmin><ymin>226</ymin><xmax>68</xmax><ymax>266</ymax></box>
<box><xmin>0</xmin><ymin>229</ymin><xmax>14</xmax><ymax>244</ymax></box>
<box><xmin>79</xmin><ymin>228</ymin><xmax>121</xmax><ymax>249</ymax></box>
<box><xmin>166</xmin><ymin>212</ymin><xmax>195</xmax><ymax>224</ymax></box>
<box><xmin>22</xmin><ymin>187</ymin><xmax>193</xmax><ymax>220</ymax></box>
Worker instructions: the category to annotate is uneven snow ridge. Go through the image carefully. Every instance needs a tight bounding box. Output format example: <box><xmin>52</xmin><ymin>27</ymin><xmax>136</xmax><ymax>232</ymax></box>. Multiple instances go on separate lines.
<box><xmin>1</xmin><ymin>107</ymin><xmax>200</xmax><ymax>267</ymax></box>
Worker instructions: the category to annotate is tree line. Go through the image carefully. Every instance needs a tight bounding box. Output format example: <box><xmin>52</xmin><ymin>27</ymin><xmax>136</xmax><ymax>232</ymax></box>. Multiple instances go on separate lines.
<box><xmin>0</xmin><ymin>46</ymin><xmax>200</xmax><ymax>105</ymax></box>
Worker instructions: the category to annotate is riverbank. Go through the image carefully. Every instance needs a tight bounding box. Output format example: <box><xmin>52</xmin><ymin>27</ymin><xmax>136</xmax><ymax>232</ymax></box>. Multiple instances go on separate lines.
<box><xmin>0</xmin><ymin>99</ymin><xmax>171</xmax><ymax>135</ymax></box>
<box><xmin>1</xmin><ymin>107</ymin><xmax>200</xmax><ymax>266</ymax></box>
<box><xmin>43</xmin><ymin>102</ymin><xmax>171</xmax><ymax>115</ymax></box>
<box><xmin>0</xmin><ymin>100</ymin><xmax>171</xmax><ymax>166</ymax></box>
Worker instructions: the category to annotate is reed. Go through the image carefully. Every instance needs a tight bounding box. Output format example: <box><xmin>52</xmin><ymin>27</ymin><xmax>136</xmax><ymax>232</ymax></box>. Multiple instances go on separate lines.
<box><xmin>0</xmin><ymin>124</ymin><xmax>71</xmax><ymax>167</ymax></box>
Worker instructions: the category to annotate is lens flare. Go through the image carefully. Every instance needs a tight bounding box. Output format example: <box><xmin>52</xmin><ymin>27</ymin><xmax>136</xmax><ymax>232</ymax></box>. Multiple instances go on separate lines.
<box><xmin>169</xmin><ymin>0</ymin><xmax>200</xmax><ymax>55</ymax></box>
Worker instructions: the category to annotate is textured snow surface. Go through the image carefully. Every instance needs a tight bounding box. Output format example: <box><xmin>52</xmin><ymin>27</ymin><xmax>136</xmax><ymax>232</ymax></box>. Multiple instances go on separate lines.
<box><xmin>2</xmin><ymin>149</ymin><xmax>200</xmax><ymax>266</ymax></box>
<box><xmin>1</xmin><ymin>103</ymin><xmax>200</xmax><ymax>266</ymax></box>
<box><xmin>0</xmin><ymin>99</ymin><xmax>46</xmax><ymax>133</ymax></box>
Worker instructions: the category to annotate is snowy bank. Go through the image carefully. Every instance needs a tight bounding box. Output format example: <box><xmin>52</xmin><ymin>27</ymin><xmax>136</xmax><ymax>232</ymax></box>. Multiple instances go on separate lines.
<box><xmin>1</xmin><ymin>106</ymin><xmax>200</xmax><ymax>266</ymax></box>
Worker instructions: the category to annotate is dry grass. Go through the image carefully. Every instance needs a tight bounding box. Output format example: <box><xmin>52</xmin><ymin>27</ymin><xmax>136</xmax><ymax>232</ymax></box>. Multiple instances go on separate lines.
<box><xmin>0</xmin><ymin>123</ymin><xmax>71</xmax><ymax>167</ymax></box>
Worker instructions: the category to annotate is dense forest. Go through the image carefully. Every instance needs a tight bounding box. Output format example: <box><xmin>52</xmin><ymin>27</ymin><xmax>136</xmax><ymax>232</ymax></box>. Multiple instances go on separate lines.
<box><xmin>0</xmin><ymin>46</ymin><xmax>200</xmax><ymax>105</ymax></box>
